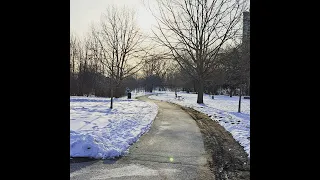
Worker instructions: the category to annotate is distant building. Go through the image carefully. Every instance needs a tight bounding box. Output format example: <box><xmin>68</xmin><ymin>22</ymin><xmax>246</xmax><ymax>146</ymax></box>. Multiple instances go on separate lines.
<box><xmin>242</xmin><ymin>11</ymin><xmax>250</xmax><ymax>45</ymax></box>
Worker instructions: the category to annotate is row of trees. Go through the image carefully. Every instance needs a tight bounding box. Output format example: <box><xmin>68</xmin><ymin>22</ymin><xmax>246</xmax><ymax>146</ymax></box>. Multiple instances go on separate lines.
<box><xmin>147</xmin><ymin>0</ymin><xmax>249</xmax><ymax>103</ymax></box>
<box><xmin>71</xmin><ymin>6</ymin><xmax>149</xmax><ymax>109</ymax></box>
<box><xmin>70</xmin><ymin>0</ymin><xmax>250</xmax><ymax>108</ymax></box>
<box><xmin>140</xmin><ymin>43</ymin><xmax>250</xmax><ymax>97</ymax></box>
<box><xmin>70</xmin><ymin>32</ymin><xmax>140</xmax><ymax>98</ymax></box>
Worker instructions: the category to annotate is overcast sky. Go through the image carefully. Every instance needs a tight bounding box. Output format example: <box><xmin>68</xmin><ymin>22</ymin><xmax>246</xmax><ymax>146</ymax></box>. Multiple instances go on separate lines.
<box><xmin>70</xmin><ymin>0</ymin><xmax>157</xmax><ymax>37</ymax></box>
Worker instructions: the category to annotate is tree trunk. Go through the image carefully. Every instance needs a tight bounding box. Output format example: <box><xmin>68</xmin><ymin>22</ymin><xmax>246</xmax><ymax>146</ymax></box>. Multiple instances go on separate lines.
<box><xmin>238</xmin><ymin>88</ymin><xmax>242</xmax><ymax>113</ymax></box>
<box><xmin>197</xmin><ymin>80</ymin><xmax>204</xmax><ymax>104</ymax></box>
<box><xmin>150</xmin><ymin>84</ymin><xmax>153</xmax><ymax>92</ymax></box>
<box><xmin>230</xmin><ymin>88</ymin><xmax>233</xmax><ymax>97</ymax></box>
<box><xmin>110</xmin><ymin>88</ymin><xmax>113</xmax><ymax>109</ymax></box>
<box><xmin>114</xmin><ymin>85</ymin><xmax>122</xmax><ymax>98</ymax></box>
<box><xmin>110</xmin><ymin>78</ymin><xmax>113</xmax><ymax>109</ymax></box>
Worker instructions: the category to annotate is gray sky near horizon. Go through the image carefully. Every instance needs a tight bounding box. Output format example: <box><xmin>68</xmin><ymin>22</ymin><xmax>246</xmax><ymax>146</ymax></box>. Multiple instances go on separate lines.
<box><xmin>70</xmin><ymin>0</ymin><xmax>157</xmax><ymax>37</ymax></box>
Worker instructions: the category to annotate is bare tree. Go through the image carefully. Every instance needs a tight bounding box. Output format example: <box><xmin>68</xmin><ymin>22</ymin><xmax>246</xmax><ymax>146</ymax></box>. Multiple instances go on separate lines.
<box><xmin>70</xmin><ymin>34</ymin><xmax>77</xmax><ymax>74</ymax></box>
<box><xmin>70</xmin><ymin>33</ymin><xmax>78</xmax><ymax>95</ymax></box>
<box><xmin>141</xmin><ymin>53</ymin><xmax>174</xmax><ymax>91</ymax></box>
<box><xmin>148</xmin><ymin>0</ymin><xmax>248</xmax><ymax>103</ymax></box>
<box><xmin>92</xmin><ymin>6</ymin><xmax>150</xmax><ymax>108</ymax></box>
<box><xmin>220</xmin><ymin>41</ymin><xmax>249</xmax><ymax>112</ymax></box>
<box><xmin>70</xmin><ymin>32</ymin><xmax>110</xmax><ymax>97</ymax></box>
<box><xmin>142</xmin><ymin>55</ymin><xmax>169</xmax><ymax>78</ymax></box>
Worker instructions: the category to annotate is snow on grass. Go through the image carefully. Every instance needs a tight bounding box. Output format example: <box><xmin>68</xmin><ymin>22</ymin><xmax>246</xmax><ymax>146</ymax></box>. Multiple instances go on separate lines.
<box><xmin>149</xmin><ymin>91</ymin><xmax>250</xmax><ymax>157</ymax></box>
<box><xmin>70</xmin><ymin>96</ymin><xmax>158</xmax><ymax>159</ymax></box>
<box><xmin>121</xmin><ymin>90</ymin><xmax>154</xmax><ymax>99</ymax></box>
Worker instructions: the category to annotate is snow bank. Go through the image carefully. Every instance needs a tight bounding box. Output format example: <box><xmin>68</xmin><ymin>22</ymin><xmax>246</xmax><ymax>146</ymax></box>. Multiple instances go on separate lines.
<box><xmin>70</xmin><ymin>97</ymin><xmax>158</xmax><ymax>159</ymax></box>
<box><xmin>149</xmin><ymin>91</ymin><xmax>250</xmax><ymax>157</ymax></box>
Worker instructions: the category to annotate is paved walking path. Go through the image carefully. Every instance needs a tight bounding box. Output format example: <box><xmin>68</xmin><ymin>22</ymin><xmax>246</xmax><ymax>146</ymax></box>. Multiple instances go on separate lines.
<box><xmin>70</xmin><ymin>96</ymin><xmax>213</xmax><ymax>180</ymax></box>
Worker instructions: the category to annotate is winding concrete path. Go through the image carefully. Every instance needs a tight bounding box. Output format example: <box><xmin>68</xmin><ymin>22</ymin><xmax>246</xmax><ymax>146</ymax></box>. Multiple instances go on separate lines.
<box><xmin>70</xmin><ymin>96</ymin><xmax>213</xmax><ymax>180</ymax></box>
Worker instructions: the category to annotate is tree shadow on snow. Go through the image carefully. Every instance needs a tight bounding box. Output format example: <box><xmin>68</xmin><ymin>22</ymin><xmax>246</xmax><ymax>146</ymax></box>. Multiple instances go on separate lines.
<box><xmin>70</xmin><ymin>99</ymin><xmax>110</xmax><ymax>103</ymax></box>
<box><xmin>229</xmin><ymin>112</ymin><xmax>250</xmax><ymax>120</ymax></box>
<box><xmin>72</xmin><ymin>107</ymin><xmax>118</xmax><ymax>114</ymax></box>
<box><xmin>197</xmin><ymin>103</ymin><xmax>208</xmax><ymax>107</ymax></box>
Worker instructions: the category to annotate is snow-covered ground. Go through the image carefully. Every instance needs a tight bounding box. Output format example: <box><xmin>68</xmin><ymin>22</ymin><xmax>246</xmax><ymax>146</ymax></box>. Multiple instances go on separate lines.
<box><xmin>70</xmin><ymin>94</ymin><xmax>158</xmax><ymax>159</ymax></box>
<box><xmin>149</xmin><ymin>91</ymin><xmax>250</xmax><ymax>157</ymax></box>
<box><xmin>122</xmin><ymin>90</ymin><xmax>154</xmax><ymax>100</ymax></box>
